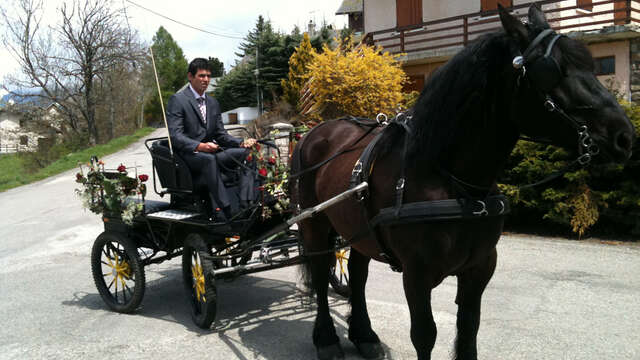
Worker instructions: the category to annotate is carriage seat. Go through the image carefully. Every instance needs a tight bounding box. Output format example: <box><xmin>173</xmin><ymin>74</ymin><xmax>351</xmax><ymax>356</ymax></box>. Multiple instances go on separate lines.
<box><xmin>149</xmin><ymin>140</ymin><xmax>240</xmax><ymax>194</ymax></box>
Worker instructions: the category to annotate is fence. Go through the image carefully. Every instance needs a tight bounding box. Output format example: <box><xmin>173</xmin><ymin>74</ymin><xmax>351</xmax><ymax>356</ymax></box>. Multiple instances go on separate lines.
<box><xmin>363</xmin><ymin>0</ymin><xmax>639</xmax><ymax>56</ymax></box>
<box><xmin>0</xmin><ymin>144</ymin><xmax>28</xmax><ymax>154</ymax></box>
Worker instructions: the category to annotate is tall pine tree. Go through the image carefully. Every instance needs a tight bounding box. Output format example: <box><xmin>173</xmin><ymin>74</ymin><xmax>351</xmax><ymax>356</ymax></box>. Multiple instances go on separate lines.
<box><xmin>144</xmin><ymin>26</ymin><xmax>188</xmax><ymax>123</ymax></box>
<box><xmin>281</xmin><ymin>32</ymin><xmax>316</xmax><ymax>109</ymax></box>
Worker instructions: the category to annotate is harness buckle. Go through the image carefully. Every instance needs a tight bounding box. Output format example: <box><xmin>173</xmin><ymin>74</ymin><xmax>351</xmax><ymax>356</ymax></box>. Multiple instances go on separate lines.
<box><xmin>376</xmin><ymin>113</ymin><xmax>389</xmax><ymax>126</ymax></box>
<box><xmin>352</xmin><ymin>160</ymin><xmax>363</xmax><ymax>176</ymax></box>
<box><xmin>544</xmin><ymin>99</ymin><xmax>557</xmax><ymax>112</ymax></box>
<box><xmin>472</xmin><ymin>200</ymin><xmax>489</xmax><ymax>216</ymax></box>
<box><xmin>396</xmin><ymin>178</ymin><xmax>405</xmax><ymax>191</ymax></box>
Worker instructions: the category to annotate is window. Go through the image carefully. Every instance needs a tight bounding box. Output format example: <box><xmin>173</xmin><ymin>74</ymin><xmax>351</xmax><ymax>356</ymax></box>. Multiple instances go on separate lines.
<box><xmin>20</xmin><ymin>136</ymin><xmax>28</xmax><ymax>146</ymax></box>
<box><xmin>396</xmin><ymin>0</ymin><xmax>422</xmax><ymax>28</ymax></box>
<box><xmin>594</xmin><ymin>56</ymin><xmax>615</xmax><ymax>76</ymax></box>
<box><xmin>481</xmin><ymin>0</ymin><xmax>513</xmax><ymax>12</ymax></box>
<box><xmin>577</xmin><ymin>0</ymin><xmax>593</xmax><ymax>12</ymax></box>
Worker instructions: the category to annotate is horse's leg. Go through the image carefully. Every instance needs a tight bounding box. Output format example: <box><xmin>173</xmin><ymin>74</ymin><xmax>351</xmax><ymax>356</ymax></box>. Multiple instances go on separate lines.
<box><xmin>302</xmin><ymin>218</ymin><xmax>344</xmax><ymax>360</ymax></box>
<box><xmin>403</xmin><ymin>266</ymin><xmax>437</xmax><ymax>360</ymax></box>
<box><xmin>453</xmin><ymin>248</ymin><xmax>497</xmax><ymax>360</ymax></box>
<box><xmin>347</xmin><ymin>249</ymin><xmax>384</xmax><ymax>359</ymax></box>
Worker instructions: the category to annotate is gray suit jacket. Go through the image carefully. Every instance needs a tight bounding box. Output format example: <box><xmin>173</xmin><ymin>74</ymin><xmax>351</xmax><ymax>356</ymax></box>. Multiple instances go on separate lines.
<box><xmin>166</xmin><ymin>87</ymin><xmax>242</xmax><ymax>153</ymax></box>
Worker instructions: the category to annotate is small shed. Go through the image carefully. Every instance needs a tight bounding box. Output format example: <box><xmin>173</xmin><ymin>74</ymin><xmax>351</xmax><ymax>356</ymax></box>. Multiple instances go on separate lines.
<box><xmin>221</xmin><ymin>107</ymin><xmax>259</xmax><ymax>125</ymax></box>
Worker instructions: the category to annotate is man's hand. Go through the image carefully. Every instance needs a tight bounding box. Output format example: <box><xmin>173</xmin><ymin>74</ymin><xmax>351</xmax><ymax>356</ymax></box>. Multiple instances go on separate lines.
<box><xmin>240</xmin><ymin>138</ymin><xmax>257</xmax><ymax>148</ymax></box>
<box><xmin>196</xmin><ymin>142</ymin><xmax>220</xmax><ymax>153</ymax></box>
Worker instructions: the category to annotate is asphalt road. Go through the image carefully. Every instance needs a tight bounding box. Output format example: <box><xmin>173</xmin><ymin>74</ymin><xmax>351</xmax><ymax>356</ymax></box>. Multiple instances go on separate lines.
<box><xmin>1</xmin><ymin>129</ymin><xmax>639</xmax><ymax>359</ymax></box>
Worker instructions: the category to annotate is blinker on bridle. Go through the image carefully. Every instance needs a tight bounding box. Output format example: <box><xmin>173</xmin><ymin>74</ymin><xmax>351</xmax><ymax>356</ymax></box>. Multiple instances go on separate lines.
<box><xmin>513</xmin><ymin>28</ymin><xmax>599</xmax><ymax>165</ymax></box>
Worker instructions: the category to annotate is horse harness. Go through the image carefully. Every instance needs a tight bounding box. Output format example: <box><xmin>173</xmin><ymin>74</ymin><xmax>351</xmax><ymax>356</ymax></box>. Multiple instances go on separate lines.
<box><xmin>347</xmin><ymin>115</ymin><xmax>510</xmax><ymax>272</ymax></box>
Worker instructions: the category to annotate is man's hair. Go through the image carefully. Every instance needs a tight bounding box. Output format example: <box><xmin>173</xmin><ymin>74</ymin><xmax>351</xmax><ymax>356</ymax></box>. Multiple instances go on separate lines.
<box><xmin>188</xmin><ymin>58</ymin><xmax>211</xmax><ymax>76</ymax></box>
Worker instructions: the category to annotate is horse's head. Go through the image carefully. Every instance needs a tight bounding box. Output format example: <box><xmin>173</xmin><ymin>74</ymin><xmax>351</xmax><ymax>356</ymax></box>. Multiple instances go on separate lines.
<box><xmin>499</xmin><ymin>5</ymin><xmax>635</xmax><ymax>163</ymax></box>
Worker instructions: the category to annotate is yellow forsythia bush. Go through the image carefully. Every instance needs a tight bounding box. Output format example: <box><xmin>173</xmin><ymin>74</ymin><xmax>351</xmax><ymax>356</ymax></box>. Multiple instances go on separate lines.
<box><xmin>305</xmin><ymin>40</ymin><xmax>407</xmax><ymax>119</ymax></box>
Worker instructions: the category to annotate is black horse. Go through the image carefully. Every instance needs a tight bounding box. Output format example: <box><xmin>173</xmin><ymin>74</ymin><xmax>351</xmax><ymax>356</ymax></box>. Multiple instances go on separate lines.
<box><xmin>291</xmin><ymin>5</ymin><xmax>635</xmax><ymax>360</ymax></box>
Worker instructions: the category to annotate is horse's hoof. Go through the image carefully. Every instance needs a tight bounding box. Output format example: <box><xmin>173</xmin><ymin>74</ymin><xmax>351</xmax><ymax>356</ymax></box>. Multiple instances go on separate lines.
<box><xmin>354</xmin><ymin>342</ymin><xmax>385</xmax><ymax>359</ymax></box>
<box><xmin>316</xmin><ymin>343</ymin><xmax>345</xmax><ymax>360</ymax></box>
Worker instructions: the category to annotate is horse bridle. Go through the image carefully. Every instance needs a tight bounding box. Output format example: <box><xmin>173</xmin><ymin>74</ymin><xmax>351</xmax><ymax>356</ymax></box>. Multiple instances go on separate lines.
<box><xmin>513</xmin><ymin>28</ymin><xmax>600</xmax><ymax>165</ymax></box>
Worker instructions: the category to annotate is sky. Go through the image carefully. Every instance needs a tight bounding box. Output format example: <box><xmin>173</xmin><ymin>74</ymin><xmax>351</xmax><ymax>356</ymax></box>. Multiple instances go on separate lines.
<box><xmin>0</xmin><ymin>0</ymin><xmax>347</xmax><ymax>88</ymax></box>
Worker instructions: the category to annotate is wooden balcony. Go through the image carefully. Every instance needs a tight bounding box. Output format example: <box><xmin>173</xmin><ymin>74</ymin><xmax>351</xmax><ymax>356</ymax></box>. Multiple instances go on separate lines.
<box><xmin>363</xmin><ymin>0</ymin><xmax>640</xmax><ymax>58</ymax></box>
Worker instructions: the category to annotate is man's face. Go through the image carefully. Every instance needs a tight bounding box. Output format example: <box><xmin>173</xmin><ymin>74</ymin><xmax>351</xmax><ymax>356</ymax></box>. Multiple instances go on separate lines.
<box><xmin>188</xmin><ymin>68</ymin><xmax>211</xmax><ymax>95</ymax></box>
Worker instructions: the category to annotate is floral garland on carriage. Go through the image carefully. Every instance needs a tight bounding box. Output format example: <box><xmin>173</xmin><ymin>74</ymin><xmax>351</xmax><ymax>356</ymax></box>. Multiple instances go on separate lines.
<box><xmin>75</xmin><ymin>157</ymin><xmax>149</xmax><ymax>225</ymax></box>
<box><xmin>74</xmin><ymin>126</ymin><xmax>309</xmax><ymax>224</ymax></box>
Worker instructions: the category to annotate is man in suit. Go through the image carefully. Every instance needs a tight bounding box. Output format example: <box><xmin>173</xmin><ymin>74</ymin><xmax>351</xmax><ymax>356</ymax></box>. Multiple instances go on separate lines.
<box><xmin>167</xmin><ymin>58</ymin><xmax>257</xmax><ymax>222</ymax></box>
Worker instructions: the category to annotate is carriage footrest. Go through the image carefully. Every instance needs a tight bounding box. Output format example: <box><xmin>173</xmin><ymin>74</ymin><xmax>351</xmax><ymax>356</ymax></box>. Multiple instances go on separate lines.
<box><xmin>147</xmin><ymin>209</ymin><xmax>199</xmax><ymax>220</ymax></box>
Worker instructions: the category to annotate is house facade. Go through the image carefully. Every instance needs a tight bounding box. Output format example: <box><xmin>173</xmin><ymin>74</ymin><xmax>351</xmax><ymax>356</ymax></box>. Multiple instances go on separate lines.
<box><xmin>358</xmin><ymin>0</ymin><xmax>640</xmax><ymax>100</ymax></box>
<box><xmin>0</xmin><ymin>95</ymin><xmax>62</xmax><ymax>153</ymax></box>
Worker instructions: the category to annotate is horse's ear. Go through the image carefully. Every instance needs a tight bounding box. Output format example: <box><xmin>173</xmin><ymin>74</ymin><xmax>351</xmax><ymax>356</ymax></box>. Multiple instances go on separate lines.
<box><xmin>499</xmin><ymin>5</ymin><xmax>528</xmax><ymax>47</ymax></box>
<box><xmin>528</xmin><ymin>4</ymin><xmax>550</xmax><ymax>29</ymax></box>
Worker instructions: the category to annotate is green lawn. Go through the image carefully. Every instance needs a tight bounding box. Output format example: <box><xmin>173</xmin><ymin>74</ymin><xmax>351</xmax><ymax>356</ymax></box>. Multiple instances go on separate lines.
<box><xmin>0</xmin><ymin>127</ymin><xmax>155</xmax><ymax>192</ymax></box>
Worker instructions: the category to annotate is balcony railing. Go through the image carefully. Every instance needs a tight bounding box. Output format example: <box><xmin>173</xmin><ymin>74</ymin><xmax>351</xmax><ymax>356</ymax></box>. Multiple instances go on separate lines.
<box><xmin>363</xmin><ymin>0</ymin><xmax>639</xmax><ymax>57</ymax></box>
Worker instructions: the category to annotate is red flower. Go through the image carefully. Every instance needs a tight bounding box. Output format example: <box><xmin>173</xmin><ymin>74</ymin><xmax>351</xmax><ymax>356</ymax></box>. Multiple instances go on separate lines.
<box><xmin>75</xmin><ymin>173</ymin><xmax>84</xmax><ymax>182</ymax></box>
<box><xmin>254</xmin><ymin>144</ymin><xmax>261</xmax><ymax>151</ymax></box>
<box><xmin>117</xmin><ymin>164</ymin><xmax>126</xmax><ymax>173</ymax></box>
<box><xmin>138</xmin><ymin>174</ymin><xmax>149</xmax><ymax>182</ymax></box>
<box><xmin>295</xmin><ymin>133</ymin><xmax>302</xmax><ymax>140</ymax></box>
<box><xmin>258</xmin><ymin>168</ymin><xmax>268</xmax><ymax>177</ymax></box>
<box><xmin>246</xmin><ymin>154</ymin><xmax>253</xmax><ymax>162</ymax></box>
<box><xmin>268</xmin><ymin>156</ymin><xmax>276</xmax><ymax>165</ymax></box>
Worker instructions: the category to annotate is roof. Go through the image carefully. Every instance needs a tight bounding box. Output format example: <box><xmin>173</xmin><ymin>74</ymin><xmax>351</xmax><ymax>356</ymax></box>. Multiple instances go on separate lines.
<box><xmin>0</xmin><ymin>91</ymin><xmax>54</xmax><ymax>111</ymax></box>
<box><xmin>336</xmin><ymin>0</ymin><xmax>363</xmax><ymax>15</ymax></box>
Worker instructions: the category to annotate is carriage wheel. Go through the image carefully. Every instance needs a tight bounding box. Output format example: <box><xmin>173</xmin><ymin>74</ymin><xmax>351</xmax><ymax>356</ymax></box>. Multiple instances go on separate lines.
<box><xmin>329</xmin><ymin>248</ymin><xmax>351</xmax><ymax>298</ymax></box>
<box><xmin>91</xmin><ymin>232</ymin><xmax>145</xmax><ymax>313</ymax></box>
<box><xmin>182</xmin><ymin>233</ymin><xmax>217</xmax><ymax>329</ymax></box>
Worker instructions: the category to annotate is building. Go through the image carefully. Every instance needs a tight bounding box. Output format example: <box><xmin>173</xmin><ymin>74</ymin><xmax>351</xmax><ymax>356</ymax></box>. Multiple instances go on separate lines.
<box><xmin>0</xmin><ymin>93</ymin><xmax>62</xmax><ymax>153</ymax></box>
<box><xmin>359</xmin><ymin>0</ymin><xmax>640</xmax><ymax>100</ymax></box>
<box><xmin>336</xmin><ymin>0</ymin><xmax>365</xmax><ymax>34</ymax></box>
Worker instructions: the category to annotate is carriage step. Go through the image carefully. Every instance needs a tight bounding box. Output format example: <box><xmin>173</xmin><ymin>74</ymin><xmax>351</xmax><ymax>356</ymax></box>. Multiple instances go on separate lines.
<box><xmin>147</xmin><ymin>209</ymin><xmax>199</xmax><ymax>220</ymax></box>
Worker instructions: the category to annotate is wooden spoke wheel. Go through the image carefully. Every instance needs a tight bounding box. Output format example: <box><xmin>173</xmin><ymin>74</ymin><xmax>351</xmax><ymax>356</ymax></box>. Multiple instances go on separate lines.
<box><xmin>91</xmin><ymin>232</ymin><xmax>145</xmax><ymax>313</ymax></box>
<box><xmin>329</xmin><ymin>248</ymin><xmax>351</xmax><ymax>298</ymax></box>
<box><xmin>182</xmin><ymin>233</ymin><xmax>217</xmax><ymax>329</ymax></box>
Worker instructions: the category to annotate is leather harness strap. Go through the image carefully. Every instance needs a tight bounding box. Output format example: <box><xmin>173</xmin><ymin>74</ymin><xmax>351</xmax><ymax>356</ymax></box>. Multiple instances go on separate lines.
<box><xmin>347</xmin><ymin>116</ymin><xmax>510</xmax><ymax>272</ymax></box>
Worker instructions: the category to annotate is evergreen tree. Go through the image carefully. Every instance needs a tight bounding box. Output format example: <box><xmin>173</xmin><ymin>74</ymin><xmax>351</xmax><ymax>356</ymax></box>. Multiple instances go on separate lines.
<box><xmin>281</xmin><ymin>33</ymin><xmax>316</xmax><ymax>109</ymax></box>
<box><xmin>213</xmin><ymin>61</ymin><xmax>256</xmax><ymax>112</ymax></box>
<box><xmin>207</xmin><ymin>57</ymin><xmax>225</xmax><ymax>77</ymax></box>
<box><xmin>144</xmin><ymin>26</ymin><xmax>188</xmax><ymax>124</ymax></box>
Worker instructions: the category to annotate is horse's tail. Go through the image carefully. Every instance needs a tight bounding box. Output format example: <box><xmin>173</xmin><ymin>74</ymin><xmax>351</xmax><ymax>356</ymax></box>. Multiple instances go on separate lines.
<box><xmin>289</xmin><ymin>133</ymin><xmax>314</xmax><ymax>294</ymax></box>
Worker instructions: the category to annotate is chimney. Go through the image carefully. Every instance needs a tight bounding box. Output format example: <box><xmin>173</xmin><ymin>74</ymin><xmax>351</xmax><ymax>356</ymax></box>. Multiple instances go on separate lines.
<box><xmin>308</xmin><ymin>19</ymin><xmax>316</xmax><ymax>36</ymax></box>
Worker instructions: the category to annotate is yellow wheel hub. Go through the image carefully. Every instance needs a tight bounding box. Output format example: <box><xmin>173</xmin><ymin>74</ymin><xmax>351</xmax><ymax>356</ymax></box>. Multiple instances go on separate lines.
<box><xmin>336</xmin><ymin>250</ymin><xmax>348</xmax><ymax>275</ymax></box>
<box><xmin>103</xmin><ymin>249</ymin><xmax>132</xmax><ymax>294</ymax></box>
<box><xmin>191</xmin><ymin>253</ymin><xmax>206</xmax><ymax>302</ymax></box>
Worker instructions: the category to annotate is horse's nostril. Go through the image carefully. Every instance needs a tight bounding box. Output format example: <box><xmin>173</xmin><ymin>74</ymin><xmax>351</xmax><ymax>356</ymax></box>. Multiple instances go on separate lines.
<box><xmin>614</xmin><ymin>130</ymin><xmax>633</xmax><ymax>154</ymax></box>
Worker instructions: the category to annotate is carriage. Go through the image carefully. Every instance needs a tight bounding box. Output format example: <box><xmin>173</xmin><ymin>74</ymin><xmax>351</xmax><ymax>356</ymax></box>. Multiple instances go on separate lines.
<box><xmin>86</xmin><ymin>130</ymin><xmax>351</xmax><ymax>329</ymax></box>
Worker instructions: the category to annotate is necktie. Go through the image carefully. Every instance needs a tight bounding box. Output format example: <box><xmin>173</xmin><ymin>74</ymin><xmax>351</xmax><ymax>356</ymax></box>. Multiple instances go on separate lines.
<box><xmin>197</xmin><ymin>98</ymin><xmax>206</xmax><ymax>125</ymax></box>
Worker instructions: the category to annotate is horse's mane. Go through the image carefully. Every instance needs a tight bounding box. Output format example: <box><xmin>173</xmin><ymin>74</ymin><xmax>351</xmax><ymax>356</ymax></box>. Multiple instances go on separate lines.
<box><xmin>404</xmin><ymin>31</ymin><xmax>515</xmax><ymax>164</ymax></box>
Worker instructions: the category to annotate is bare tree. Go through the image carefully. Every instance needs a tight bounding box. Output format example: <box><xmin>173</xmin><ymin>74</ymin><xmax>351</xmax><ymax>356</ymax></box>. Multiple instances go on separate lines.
<box><xmin>1</xmin><ymin>0</ymin><xmax>145</xmax><ymax>145</ymax></box>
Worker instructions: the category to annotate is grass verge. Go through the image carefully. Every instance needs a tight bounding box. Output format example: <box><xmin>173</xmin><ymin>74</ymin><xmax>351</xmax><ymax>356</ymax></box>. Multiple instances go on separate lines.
<box><xmin>0</xmin><ymin>127</ymin><xmax>156</xmax><ymax>192</ymax></box>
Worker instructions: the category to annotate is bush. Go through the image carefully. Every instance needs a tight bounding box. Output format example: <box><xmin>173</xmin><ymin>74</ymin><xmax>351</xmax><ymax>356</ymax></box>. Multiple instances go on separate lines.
<box><xmin>303</xmin><ymin>39</ymin><xmax>408</xmax><ymax>120</ymax></box>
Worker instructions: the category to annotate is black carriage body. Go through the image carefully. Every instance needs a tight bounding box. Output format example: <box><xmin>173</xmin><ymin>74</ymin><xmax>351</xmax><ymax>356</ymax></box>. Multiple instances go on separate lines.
<box><xmin>91</xmin><ymin>132</ymin><xmax>347</xmax><ymax>329</ymax></box>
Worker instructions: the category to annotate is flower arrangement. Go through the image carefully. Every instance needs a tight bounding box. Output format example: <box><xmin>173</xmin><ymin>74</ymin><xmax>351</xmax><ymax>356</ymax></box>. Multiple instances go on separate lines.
<box><xmin>75</xmin><ymin>157</ymin><xmax>149</xmax><ymax>225</ymax></box>
<box><xmin>251</xmin><ymin>127</ymin><xmax>308</xmax><ymax>219</ymax></box>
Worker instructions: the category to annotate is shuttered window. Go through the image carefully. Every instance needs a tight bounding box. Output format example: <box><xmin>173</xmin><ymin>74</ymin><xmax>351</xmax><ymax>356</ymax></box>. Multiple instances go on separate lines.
<box><xmin>481</xmin><ymin>0</ymin><xmax>513</xmax><ymax>12</ymax></box>
<box><xmin>397</xmin><ymin>0</ymin><xmax>423</xmax><ymax>28</ymax></box>
<box><xmin>577</xmin><ymin>0</ymin><xmax>593</xmax><ymax>12</ymax></box>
